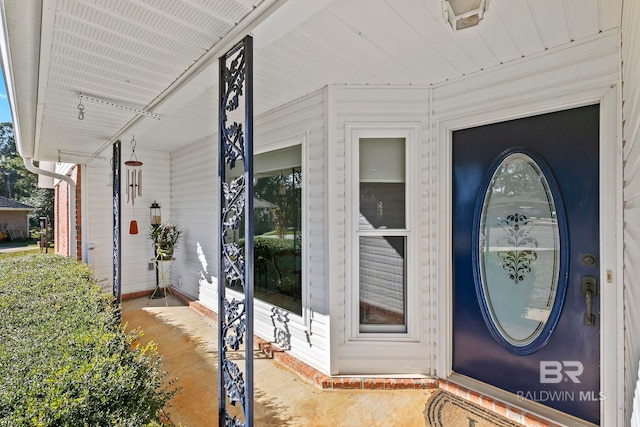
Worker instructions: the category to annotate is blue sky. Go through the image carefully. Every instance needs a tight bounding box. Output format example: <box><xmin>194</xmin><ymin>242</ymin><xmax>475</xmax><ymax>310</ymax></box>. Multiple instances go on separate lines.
<box><xmin>0</xmin><ymin>69</ymin><xmax>12</xmax><ymax>123</ymax></box>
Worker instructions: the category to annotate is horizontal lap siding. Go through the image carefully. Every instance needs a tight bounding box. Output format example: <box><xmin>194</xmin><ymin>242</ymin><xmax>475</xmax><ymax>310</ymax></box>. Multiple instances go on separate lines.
<box><xmin>359</xmin><ymin>237</ymin><xmax>405</xmax><ymax>315</ymax></box>
<box><xmin>170</xmin><ymin>90</ymin><xmax>329</xmax><ymax>373</ymax></box>
<box><xmin>623</xmin><ymin>0</ymin><xmax>640</xmax><ymax>424</ymax></box>
<box><xmin>85</xmin><ymin>160</ymin><xmax>113</xmax><ymax>285</ymax></box>
<box><xmin>170</xmin><ymin>136</ymin><xmax>218</xmax><ymax>309</ymax></box>
<box><xmin>85</xmin><ymin>146</ymin><xmax>171</xmax><ymax>295</ymax></box>
<box><xmin>423</xmin><ymin>107</ymin><xmax>438</xmax><ymax>373</ymax></box>
<box><xmin>335</xmin><ymin>86</ymin><xmax>433</xmax><ymax>374</ymax></box>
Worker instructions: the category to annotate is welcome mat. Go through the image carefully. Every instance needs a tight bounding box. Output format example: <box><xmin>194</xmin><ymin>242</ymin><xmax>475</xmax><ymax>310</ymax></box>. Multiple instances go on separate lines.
<box><xmin>425</xmin><ymin>390</ymin><xmax>521</xmax><ymax>427</ymax></box>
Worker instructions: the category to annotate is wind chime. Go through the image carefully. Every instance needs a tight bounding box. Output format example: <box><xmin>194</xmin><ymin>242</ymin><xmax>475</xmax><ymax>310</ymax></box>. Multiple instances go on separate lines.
<box><xmin>125</xmin><ymin>136</ymin><xmax>143</xmax><ymax>234</ymax></box>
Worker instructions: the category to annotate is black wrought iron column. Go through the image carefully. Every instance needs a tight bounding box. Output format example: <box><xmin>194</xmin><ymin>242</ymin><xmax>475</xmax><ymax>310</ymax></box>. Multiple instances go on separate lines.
<box><xmin>112</xmin><ymin>140</ymin><xmax>122</xmax><ymax>320</ymax></box>
<box><xmin>218</xmin><ymin>35</ymin><xmax>254</xmax><ymax>427</ymax></box>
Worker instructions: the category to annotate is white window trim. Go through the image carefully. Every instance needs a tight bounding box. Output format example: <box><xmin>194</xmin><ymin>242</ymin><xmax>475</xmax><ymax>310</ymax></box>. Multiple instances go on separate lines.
<box><xmin>345</xmin><ymin>123</ymin><xmax>421</xmax><ymax>342</ymax></box>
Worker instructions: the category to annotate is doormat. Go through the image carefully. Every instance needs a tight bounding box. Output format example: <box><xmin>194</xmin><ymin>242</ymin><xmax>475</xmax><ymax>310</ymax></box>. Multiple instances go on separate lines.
<box><xmin>425</xmin><ymin>390</ymin><xmax>521</xmax><ymax>427</ymax></box>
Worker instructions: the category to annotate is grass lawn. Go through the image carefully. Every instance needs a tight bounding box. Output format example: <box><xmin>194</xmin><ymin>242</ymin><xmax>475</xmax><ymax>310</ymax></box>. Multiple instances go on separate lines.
<box><xmin>0</xmin><ymin>241</ymin><xmax>41</xmax><ymax>258</ymax></box>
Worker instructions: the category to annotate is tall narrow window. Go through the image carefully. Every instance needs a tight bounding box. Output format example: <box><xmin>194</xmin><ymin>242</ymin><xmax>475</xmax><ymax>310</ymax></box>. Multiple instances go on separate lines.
<box><xmin>358</xmin><ymin>137</ymin><xmax>407</xmax><ymax>333</ymax></box>
<box><xmin>227</xmin><ymin>145</ymin><xmax>303</xmax><ymax>315</ymax></box>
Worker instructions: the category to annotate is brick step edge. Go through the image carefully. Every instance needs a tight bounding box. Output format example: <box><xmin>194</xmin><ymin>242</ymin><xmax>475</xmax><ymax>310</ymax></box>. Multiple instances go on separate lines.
<box><xmin>256</xmin><ymin>338</ymin><xmax>438</xmax><ymax>390</ymax></box>
<box><xmin>127</xmin><ymin>289</ymin><xmax>437</xmax><ymax>390</ymax></box>
<box><xmin>185</xmin><ymin>291</ymin><xmax>437</xmax><ymax>390</ymax></box>
<box><xmin>127</xmin><ymin>289</ymin><xmax>564</xmax><ymax>425</ymax></box>
<box><xmin>439</xmin><ymin>379</ymin><xmax>563</xmax><ymax>427</ymax></box>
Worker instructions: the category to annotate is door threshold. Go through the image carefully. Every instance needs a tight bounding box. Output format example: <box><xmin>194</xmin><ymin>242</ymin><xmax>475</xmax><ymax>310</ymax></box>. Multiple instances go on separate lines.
<box><xmin>445</xmin><ymin>373</ymin><xmax>598</xmax><ymax>427</ymax></box>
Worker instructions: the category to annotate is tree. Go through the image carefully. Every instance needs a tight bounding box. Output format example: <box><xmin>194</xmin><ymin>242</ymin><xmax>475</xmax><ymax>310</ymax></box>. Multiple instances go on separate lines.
<box><xmin>0</xmin><ymin>122</ymin><xmax>54</xmax><ymax>229</ymax></box>
<box><xmin>21</xmin><ymin>188</ymin><xmax>54</xmax><ymax>230</ymax></box>
<box><xmin>0</xmin><ymin>122</ymin><xmax>16</xmax><ymax>156</ymax></box>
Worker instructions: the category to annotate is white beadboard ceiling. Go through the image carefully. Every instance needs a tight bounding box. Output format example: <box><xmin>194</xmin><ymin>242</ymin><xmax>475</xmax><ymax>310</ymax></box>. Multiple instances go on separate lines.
<box><xmin>0</xmin><ymin>0</ymin><xmax>622</xmax><ymax>162</ymax></box>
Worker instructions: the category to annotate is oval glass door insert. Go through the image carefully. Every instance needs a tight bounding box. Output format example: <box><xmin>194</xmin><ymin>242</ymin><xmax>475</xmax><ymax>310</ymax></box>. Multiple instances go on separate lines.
<box><xmin>474</xmin><ymin>150</ymin><xmax>568</xmax><ymax>354</ymax></box>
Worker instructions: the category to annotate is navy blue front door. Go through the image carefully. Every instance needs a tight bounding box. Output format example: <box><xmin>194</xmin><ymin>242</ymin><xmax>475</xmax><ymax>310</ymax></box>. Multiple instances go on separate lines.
<box><xmin>452</xmin><ymin>105</ymin><xmax>600</xmax><ymax>424</ymax></box>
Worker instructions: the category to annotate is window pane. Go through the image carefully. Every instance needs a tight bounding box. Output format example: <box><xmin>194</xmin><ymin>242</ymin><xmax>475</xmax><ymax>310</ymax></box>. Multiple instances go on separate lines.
<box><xmin>359</xmin><ymin>236</ymin><xmax>406</xmax><ymax>332</ymax></box>
<box><xmin>359</xmin><ymin>138</ymin><xmax>405</xmax><ymax>229</ymax></box>
<box><xmin>253</xmin><ymin>167</ymin><xmax>302</xmax><ymax>315</ymax></box>
<box><xmin>226</xmin><ymin>146</ymin><xmax>302</xmax><ymax>316</ymax></box>
<box><xmin>479</xmin><ymin>153</ymin><xmax>561</xmax><ymax>347</ymax></box>
<box><xmin>359</xmin><ymin>138</ymin><xmax>405</xmax><ymax>182</ymax></box>
<box><xmin>359</xmin><ymin>183</ymin><xmax>405</xmax><ymax>229</ymax></box>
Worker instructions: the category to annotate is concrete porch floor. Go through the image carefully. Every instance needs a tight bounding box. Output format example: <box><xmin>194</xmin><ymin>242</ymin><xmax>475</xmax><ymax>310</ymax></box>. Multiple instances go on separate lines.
<box><xmin>122</xmin><ymin>295</ymin><xmax>435</xmax><ymax>427</ymax></box>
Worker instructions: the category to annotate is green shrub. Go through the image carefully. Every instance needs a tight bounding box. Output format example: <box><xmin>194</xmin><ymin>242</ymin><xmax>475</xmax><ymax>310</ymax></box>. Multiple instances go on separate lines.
<box><xmin>253</xmin><ymin>236</ymin><xmax>295</xmax><ymax>259</ymax></box>
<box><xmin>0</xmin><ymin>254</ymin><xmax>175</xmax><ymax>426</ymax></box>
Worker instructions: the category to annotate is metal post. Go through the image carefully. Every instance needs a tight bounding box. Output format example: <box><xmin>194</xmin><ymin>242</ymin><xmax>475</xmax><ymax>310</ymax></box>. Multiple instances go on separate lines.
<box><xmin>39</xmin><ymin>216</ymin><xmax>48</xmax><ymax>253</ymax></box>
<box><xmin>155</xmin><ymin>245</ymin><xmax>160</xmax><ymax>292</ymax></box>
<box><xmin>113</xmin><ymin>140</ymin><xmax>122</xmax><ymax>320</ymax></box>
<box><xmin>244</xmin><ymin>35</ymin><xmax>255</xmax><ymax>425</ymax></box>
<box><xmin>218</xmin><ymin>35</ymin><xmax>254</xmax><ymax>427</ymax></box>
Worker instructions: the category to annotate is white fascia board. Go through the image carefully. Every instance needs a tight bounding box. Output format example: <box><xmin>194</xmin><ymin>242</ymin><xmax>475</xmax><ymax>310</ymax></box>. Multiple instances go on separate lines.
<box><xmin>34</xmin><ymin>0</ymin><xmax>56</xmax><ymax>160</ymax></box>
<box><xmin>0</xmin><ymin>0</ymin><xmax>43</xmax><ymax>159</ymax></box>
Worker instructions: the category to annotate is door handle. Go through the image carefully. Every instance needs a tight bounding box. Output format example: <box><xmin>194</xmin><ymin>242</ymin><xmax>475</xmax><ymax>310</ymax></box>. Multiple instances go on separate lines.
<box><xmin>581</xmin><ymin>276</ymin><xmax>598</xmax><ymax>326</ymax></box>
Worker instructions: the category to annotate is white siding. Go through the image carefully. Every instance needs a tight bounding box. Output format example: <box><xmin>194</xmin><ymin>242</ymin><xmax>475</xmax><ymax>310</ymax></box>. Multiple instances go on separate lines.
<box><xmin>334</xmin><ymin>86</ymin><xmax>433</xmax><ymax>374</ymax></box>
<box><xmin>169</xmin><ymin>136</ymin><xmax>218</xmax><ymax>308</ymax></box>
<box><xmin>169</xmin><ymin>89</ymin><xmax>330</xmax><ymax>373</ymax></box>
<box><xmin>623</xmin><ymin>0</ymin><xmax>640</xmax><ymax>424</ymax></box>
<box><xmin>85</xmin><ymin>157</ymin><xmax>113</xmax><ymax>286</ymax></box>
<box><xmin>85</xmin><ymin>145</ymin><xmax>171</xmax><ymax>295</ymax></box>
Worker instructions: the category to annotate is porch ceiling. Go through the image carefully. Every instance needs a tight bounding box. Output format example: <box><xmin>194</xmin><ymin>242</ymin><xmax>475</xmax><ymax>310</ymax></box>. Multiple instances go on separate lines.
<box><xmin>0</xmin><ymin>0</ymin><xmax>621</xmax><ymax>162</ymax></box>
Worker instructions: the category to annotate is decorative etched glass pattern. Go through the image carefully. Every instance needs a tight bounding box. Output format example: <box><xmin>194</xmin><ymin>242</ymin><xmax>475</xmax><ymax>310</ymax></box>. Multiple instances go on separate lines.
<box><xmin>478</xmin><ymin>153</ymin><xmax>560</xmax><ymax>347</ymax></box>
<box><xmin>497</xmin><ymin>213</ymin><xmax>538</xmax><ymax>284</ymax></box>
<box><xmin>218</xmin><ymin>36</ymin><xmax>253</xmax><ymax>427</ymax></box>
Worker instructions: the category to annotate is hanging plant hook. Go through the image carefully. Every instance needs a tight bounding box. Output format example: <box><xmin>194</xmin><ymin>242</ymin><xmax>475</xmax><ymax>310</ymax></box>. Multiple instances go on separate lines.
<box><xmin>77</xmin><ymin>100</ymin><xmax>85</xmax><ymax>120</ymax></box>
<box><xmin>124</xmin><ymin>136</ymin><xmax>142</xmax><ymax>167</ymax></box>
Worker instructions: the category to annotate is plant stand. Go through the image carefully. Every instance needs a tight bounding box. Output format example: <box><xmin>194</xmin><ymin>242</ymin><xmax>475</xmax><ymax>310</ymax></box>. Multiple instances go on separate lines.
<box><xmin>149</xmin><ymin>257</ymin><xmax>174</xmax><ymax>306</ymax></box>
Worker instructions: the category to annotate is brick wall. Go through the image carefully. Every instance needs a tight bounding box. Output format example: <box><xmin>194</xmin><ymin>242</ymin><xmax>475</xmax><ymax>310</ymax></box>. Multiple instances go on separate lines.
<box><xmin>54</xmin><ymin>165</ymin><xmax>81</xmax><ymax>260</ymax></box>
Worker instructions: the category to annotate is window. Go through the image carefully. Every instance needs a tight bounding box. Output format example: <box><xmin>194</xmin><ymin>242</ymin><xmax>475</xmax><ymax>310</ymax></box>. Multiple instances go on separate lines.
<box><xmin>227</xmin><ymin>145</ymin><xmax>303</xmax><ymax>315</ymax></box>
<box><xmin>355</xmin><ymin>135</ymin><xmax>410</xmax><ymax>334</ymax></box>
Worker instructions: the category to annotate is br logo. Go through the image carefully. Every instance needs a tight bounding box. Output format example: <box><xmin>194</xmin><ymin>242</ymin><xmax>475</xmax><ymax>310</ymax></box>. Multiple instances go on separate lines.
<box><xmin>540</xmin><ymin>361</ymin><xmax>584</xmax><ymax>384</ymax></box>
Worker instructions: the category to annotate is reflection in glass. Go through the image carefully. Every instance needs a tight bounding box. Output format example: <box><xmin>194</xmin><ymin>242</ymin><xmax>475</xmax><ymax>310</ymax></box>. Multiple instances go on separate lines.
<box><xmin>479</xmin><ymin>153</ymin><xmax>560</xmax><ymax>347</ymax></box>
<box><xmin>253</xmin><ymin>167</ymin><xmax>302</xmax><ymax>315</ymax></box>
<box><xmin>359</xmin><ymin>183</ymin><xmax>405</xmax><ymax>229</ymax></box>
<box><xmin>359</xmin><ymin>236</ymin><xmax>406</xmax><ymax>331</ymax></box>
<box><xmin>227</xmin><ymin>146</ymin><xmax>302</xmax><ymax>315</ymax></box>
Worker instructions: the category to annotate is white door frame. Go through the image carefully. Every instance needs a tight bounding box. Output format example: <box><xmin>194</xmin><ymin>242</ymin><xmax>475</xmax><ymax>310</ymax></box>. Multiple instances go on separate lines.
<box><xmin>435</xmin><ymin>84</ymin><xmax>622</xmax><ymax>426</ymax></box>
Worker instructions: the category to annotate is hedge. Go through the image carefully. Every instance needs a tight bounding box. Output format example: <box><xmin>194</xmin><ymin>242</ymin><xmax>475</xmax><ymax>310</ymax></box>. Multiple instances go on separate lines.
<box><xmin>253</xmin><ymin>236</ymin><xmax>296</xmax><ymax>259</ymax></box>
<box><xmin>0</xmin><ymin>254</ymin><xmax>175</xmax><ymax>426</ymax></box>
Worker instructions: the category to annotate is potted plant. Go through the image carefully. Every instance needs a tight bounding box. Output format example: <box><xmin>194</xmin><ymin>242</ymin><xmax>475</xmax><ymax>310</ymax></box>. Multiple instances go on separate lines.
<box><xmin>149</xmin><ymin>223</ymin><xmax>182</xmax><ymax>260</ymax></box>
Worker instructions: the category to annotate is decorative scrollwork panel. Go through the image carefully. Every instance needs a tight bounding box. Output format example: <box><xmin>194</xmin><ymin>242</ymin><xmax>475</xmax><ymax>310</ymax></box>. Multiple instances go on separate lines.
<box><xmin>218</xmin><ymin>35</ymin><xmax>254</xmax><ymax>427</ymax></box>
<box><xmin>112</xmin><ymin>140</ymin><xmax>122</xmax><ymax>320</ymax></box>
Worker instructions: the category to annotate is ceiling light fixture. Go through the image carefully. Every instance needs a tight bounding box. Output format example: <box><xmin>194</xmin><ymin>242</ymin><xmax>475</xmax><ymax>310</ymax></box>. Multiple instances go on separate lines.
<box><xmin>442</xmin><ymin>0</ymin><xmax>487</xmax><ymax>31</ymax></box>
